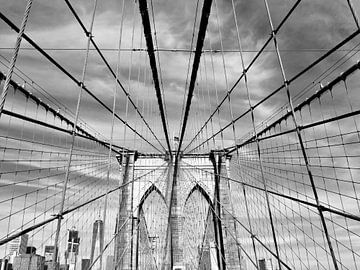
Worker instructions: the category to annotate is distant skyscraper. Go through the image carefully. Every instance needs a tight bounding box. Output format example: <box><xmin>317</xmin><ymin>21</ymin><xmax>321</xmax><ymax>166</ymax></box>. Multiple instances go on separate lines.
<box><xmin>67</xmin><ymin>229</ymin><xmax>80</xmax><ymax>254</ymax></box>
<box><xmin>44</xmin><ymin>246</ymin><xmax>55</xmax><ymax>262</ymax></box>
<box><xmin>8</xmin><ymin>235</ymin><xmax>28</xmax><ymax>256</ymax></box>
<box><xmin>90</xmin><ymin>220</ymin><xmax>104</xmax><ymax>269</ymax></box>
<box><xmin>259</xmin><ymin>259</ymin><xmax>267</xmax><ymax>270</ymax></box>
<box><xmin>59</xmin><ymin>264</ymin><xmax>69</xmax><ymax>270</ymax></box>
<box><xmin>209</xmin><ymin>241</ymin><xmax>218</xmax><ymax>270</ymax></box>
<box><xmin>80</xmin><ymin>259</ymin><xmax>90</xmax><ymax>270</ymax></box>
<box><xmin>105</xmin><ymin>256</ymin><xmax>114</xmax><ymax>270</ymax></box>
<box><xmin>25</xmin><ymin>247</ymin><xmax>36</xmax><ymax>255</ymax></box>
<box><xmin>12</xmin><ymin>254</ymin><xmax>44</xmax><ymax>270</ymax></box>
<box><xmin>65</xmin><ymin>228</ymin><xmax>80</xmax><ymax>270</ymax></box>
<box><xmin>0</xmin><ymin>258</ymin><xmax>9</xmax><ymax>270</ymax></box>
<box><xmin>8</xmin><ymin>235</ymin><xmax>29</xmax><ymax>265</ymax></box>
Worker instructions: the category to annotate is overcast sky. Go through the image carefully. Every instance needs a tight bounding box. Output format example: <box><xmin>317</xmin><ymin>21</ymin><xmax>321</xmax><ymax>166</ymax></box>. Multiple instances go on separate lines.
<box><xmin>1</xmin><ymin>0</ymin><xmax>360</xmax><ymax>152</ymax></box>
<box><xmin>1</xmin><ymin>0</ymin><xmax>360</xmax><ymax>268</ymax></box>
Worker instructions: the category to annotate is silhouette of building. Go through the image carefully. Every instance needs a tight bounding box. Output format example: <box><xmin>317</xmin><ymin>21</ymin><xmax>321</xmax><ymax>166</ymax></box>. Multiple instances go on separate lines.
<box><xmin>7</xmin><ymin>235</ymin><xmax>29</xmax><ymax>266</ymax></box>
<box><xmin>43</xmin><ymin>246</ymin><xmax>54</xmax><ymax>262</ymax></box>
<box><xmin>259</xmin><ymin>259</ymin><xmax>267</xmax><ymax>270</ymax></box>
<box><xmin>26</xmin><ymin>247</ymin><xmax>36</xmax><ymax>255</ymax></box>
<box><xmin>105</xmin><ymin>256</ymin><xmax>114</xmax><ymax>270</ymax></box>
<box><xmin>59</xmin><ymin>264</ymin><xmax>68</xmax><ymax>270</ymax></box>
<box><xmin>80</xmin><ymin>259</ymin><xmax>89</xmax><ymax>270</ymax></box>
<box><xmin>0</xmin><ymin>258</ymin><xmax>10</xmax><ymax>270</ymax></box>
<box><xmin>65</xmin><ymin>228</ymin><xmax>80</xmax><ymax>270</ymax></box>
<box><xmin>90</xmin><ymin>220</ymin><xmax>104</xmax><ymax>269</ymax></box>
<box><xmin>12</xmin><ymin>254</ymin><xmax>44</xmax><ymax>270</ymax></box>
<box><xmin>9</xmin><ymin>235</ymin><xmax>28</xmax><ymax>257</ymax></box>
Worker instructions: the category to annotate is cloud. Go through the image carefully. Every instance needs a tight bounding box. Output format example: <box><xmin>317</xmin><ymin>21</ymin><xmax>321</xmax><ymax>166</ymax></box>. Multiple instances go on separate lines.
<box><xmin>1</xmin><ymin>0</ymin><xmax>360</xmax><ymax>268</ymax></box>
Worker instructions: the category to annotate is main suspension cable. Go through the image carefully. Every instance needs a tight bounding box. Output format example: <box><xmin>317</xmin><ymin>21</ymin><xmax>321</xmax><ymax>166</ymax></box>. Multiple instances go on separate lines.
<box><xmin>177</xmin><ymin>0</ymin><xmax>213</xmax><ymax>155</ymax></box>
<box><xmin>63</xmin><ymin>0</ymin><xmax>166</xmax><ymax>154</ymax></box>
<box><xmin>138</xmin><ymin>0</ymin><xmax>172</xmax><ymax>154</ymax></box>
<box><xmin>0</xmin><ymin>11</ymin><xmax>162</xmax><ymax>153</ymax></box>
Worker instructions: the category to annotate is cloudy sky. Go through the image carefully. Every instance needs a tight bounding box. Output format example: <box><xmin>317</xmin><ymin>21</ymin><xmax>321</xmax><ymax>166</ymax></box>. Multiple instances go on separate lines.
<box><xmin>1</xmin><ymin>0</ymin><xmax>360</xmax><ymax>153</ymax></box>
<box><xmin>1</xmin><ymin>0</ymin><xmax>360</xmax><ymax>269</ymax></box>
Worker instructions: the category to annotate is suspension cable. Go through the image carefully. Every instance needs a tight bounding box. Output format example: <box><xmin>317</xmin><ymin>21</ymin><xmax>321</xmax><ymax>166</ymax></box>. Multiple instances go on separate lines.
<box><xmin>138</xmin><ymin>0</ymin><xmax>172</xmax><ymax>154</ymax></box>
<box><xmin>177</xmin><ymin>0</ymin><xmax>213</xmax><ymax>155</ymax></box>
<box><xmin>0</xmin><ymin>0</ymin><xmax>33</xmax><ymax>117</ymax></box>
<box><xmin>225</xmin><ymin>60</ymin><xmax>360</xmax><ymax>154</ymax></box>
<box><xmin>64</xmin><ymin>0</ymin><xmax>167</xmax><ymax>153</ymax></box>
<box><xmin>0</xmin><ymin>10</ymin><xmax>162</xmax><ymax>153</ymax></box>
<box><xmin>187</xmin><ymin>28</ymin><xmax>360</xmax><ymax>154</ymax></box>
<box><xmin>182</xmin><ymin>0</ymin><xmax>301</xmax><ymax>152</ymax></box>
<box><xmin>0</xmin><ymin>162</ymin><xmax>167</xmax><ymax>247</ymax></box>
<box><xmin>0</xmin><ymin>72</ymin><xmax>131</xmax><ymax>153</ymax></box>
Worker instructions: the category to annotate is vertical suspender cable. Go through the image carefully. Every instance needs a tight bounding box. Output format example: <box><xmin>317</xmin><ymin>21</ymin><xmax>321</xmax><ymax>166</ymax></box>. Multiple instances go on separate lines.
<box><xmin>262</xmin><ymin>0</ymin><xmax>338</xmax><ymax>269</ymax></box>
<box><xmin>100</xmin><ymin>0</ymin><xmax>127</xmax><ymax>266</ymax></box>
<box><xmin>208</xmin><ymin>38</ymin><xmax>225</xmax><ymax>150</ymax></box>
<box><xmin>166</xmin><ymin>0</ymin><xmax>213</xmax><ymax>267</ymax></box>
<box><xmin>52</xmin><ymin>1</ymin><xmax>98</xmax><ymax>268</ymax></box>
<box><xmin>149</xmin><ymin>0</ymin><xmax>169</xmax><ymax>134</ymax></box>
<box><xmin>177</xmin><ymin>0</ymin><xmax>213</xmax><ymax>154</ymax></box>
<box><xmin>138</xmin><ymin>0</ymin><xmax>172</xmax><ymax>155</ymax></box>
<box><xmin>178</xmin><ymin>0</ymin><xmax>201</xmax><ymax>138</ymax></box>
<box><xmin>230</xmin><ymin>0</ymin><xmax>259</xmax><ymax>266</ymax></box>
<box><xmin>213</xmin><ymin>1</ymin><xmax>244</xmax><ymax>267</ymax></box>
<box><xmin>123</xmin><ymin>0</ymin><xmax>137</xmax><ymax>157</ymax></box>
<box><xmin>63</xmin><ymin>0</ymin><xmax>166</xmax><ymax>153</ymax></box>
<box><xmin>199</xmin><ymin>66</ymin><xmax>210</xmax><ymax>152</ymax></box>
<box><xmin>202</xmin><ymin>54</ymin><xmax>217</xmax><ymax>149</ymax></box>
<box><xmin>0</xmin><ymin>10</ymin><xmax>160</xmax><ymax>154</ymax></box>
<box><xmin>214</xmin><ymin>0</ymin><xmax>235</xmax><ymax>149</ymax></box>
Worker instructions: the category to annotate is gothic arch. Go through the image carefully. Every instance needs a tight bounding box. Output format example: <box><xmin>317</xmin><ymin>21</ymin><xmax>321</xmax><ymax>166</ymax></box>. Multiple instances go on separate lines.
<box><xmin>136</xmin><ymin>184</ymin><xmax>167</xmax><ymax>270</ymax></box>
<box><xmin>182</xmin><ymin>184</ymin><xmax>218</xmax><ymax>269</ymax></box>
<box><xmin>138</xmin><ymin>184</ymin><xmax>167</xmax><ymax>211</ymax></box>
<box><xmin>184</xmin><ymin>183</ymin><xmax>214</xmax><ymax>211</ymax></box>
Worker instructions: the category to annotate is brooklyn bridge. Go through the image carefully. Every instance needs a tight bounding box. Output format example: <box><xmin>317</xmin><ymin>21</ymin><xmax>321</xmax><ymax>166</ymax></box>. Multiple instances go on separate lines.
<box><xmin>0</xmin><ymin>0</ymin><xmax>359</xmax><ymax>269</ymax></box>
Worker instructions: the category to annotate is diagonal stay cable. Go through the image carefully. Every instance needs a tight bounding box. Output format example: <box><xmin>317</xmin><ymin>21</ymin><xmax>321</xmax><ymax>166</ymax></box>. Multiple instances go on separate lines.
<box><xmin>181</xmin><ymin>167</ymin><xmax>259</xmax><ymax>269</ymax></box>
<box><xmin>0</xmin><ymin>11</ymin><xmax>162</xmax><ymax>153</ymax></box>
<box><xmin>88</xmin><ymin>164</ymin><xmax>170</xmax><ymax>270</ymax></box>
<box><xmin>182</xmin><ymin>165</ymin><xmax>293</xmax><ymax>270</ymax></box>
<box><xmin>163</xmin><ymin>5</ymin><xmax>213</xmax><ymax>264</ymax></box>
<box><xmin>224</xmin><ymin>58</ymin><xmax>360</xmax><ymax>154</ymax></box>
<box><xmin>177</xmin><ymin>0</ymin><xmax>213</xmax><ymax>155</ymax></box>
<box><xmin>0</xmin><ymin>162</ymin><xmax>168</xmax><ymax>246</ymax></box>
<box><xmin>149</xmin><ymin>0</ymin><xmax>169</xmax><ymax>134</ymax></box>
<box><xmin>182</xmin><ymin>0</ymin><xmax>303</xmax><ymax>152</ymax></box>
<box><xmin>178</xmin><ymin>0</ymin><xmax>201</xmax><ymax>138</ymax></box>
<box><xmin>63</xmin><ymin>0</ymin><xmax>166</xmax><ymax>153</ymax></box>
<box><xmin>138</xmin><ymin>0</ymin><xmax>172</xmax><ymax>154</ymax></box>
<box><xmin>183</xmin><ymin>161</ymin><xmax>360</xmax><ymax>223</ymax></box>
<box><xmin>186</xmin><ymin>28</ymin><xmax>360</xmax><ymax>154</ymax></box>
<box><xmin>6</xmin><ymin>47</ymin><xmax>360</xmax><ymax>53</ymax></box>
<box><xmin>0</xmin><ymin>72</ymin><xmax>132</xmax><ymax>154</ymax></box>
<box><xmin>1</xmin><ymin>109</ymin><xmax>132</xmax><ymax>155</ymax></box>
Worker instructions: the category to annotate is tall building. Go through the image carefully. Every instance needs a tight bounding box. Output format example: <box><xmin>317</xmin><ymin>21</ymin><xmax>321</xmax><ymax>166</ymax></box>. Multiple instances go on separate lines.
<box><xmin>259</xmin><ymin>259</ymin><xmax>267</xmax><ymax>270</ymax></box>
<box><xmin>209</xmin><ymin>242</ymin><xmax>218</xmax><ymax>270</ymax></box>
<box><xmin>90</xmin><ymin>220</ymin><xmax>104</xmax><ymax>269</ymax></box>
<box><xmin>80</xmin><ymin>259</ymin><xmax>90</xmax><ymax>270</ymax></box>
<box><xmin>26</xmin><ymin>247</ymin><xmax>36</xmax><ymax>255</ymax></box>
<box><xmin>8</xmin><ymin>235</ymin><xmax>28</xmax><ymax>256</ymax></box>
<box><xmin>12</xmin><ymin>254</ymin><xmax>44</xmax><ymax>270</ymax></box>
<box><xmin>8</xmin><ymin>235</ymin><xmax>29</xmax><ymax>266</ymax></box>
<box><xmin>44</xmin><ymin>246</ymin><xmax>54</xmax><ymax>262</ymax></box>
<box><xmin>0</xmin><ymin>258</ymin><xmax>9</xmax><ymax>270</ymax></box>
<box><xmin>105</xmin><ymin>256</ymin><xmax>114</xmax><ymax>270</ymax></box>
<box><xmin>59</xmin><ymin>264</ymin><xmax>68</xmax><ymax>270</ymax></box>
<box><xmin>65</xmin><ymin>229</ymin><xmax>80</xmax><ymax>270</ymax></box>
